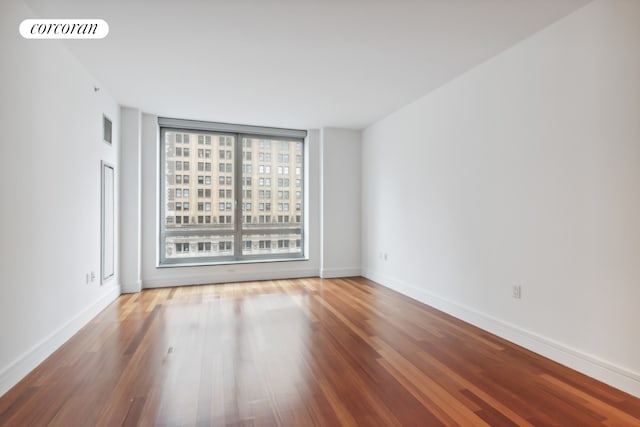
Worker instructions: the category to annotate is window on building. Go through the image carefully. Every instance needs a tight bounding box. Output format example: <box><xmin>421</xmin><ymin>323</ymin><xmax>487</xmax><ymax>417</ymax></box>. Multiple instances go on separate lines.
<box><xmin>198</xmin><ymin>242</ymin><xmax>212</xmax><ymax>251</ymax></box>
<box><xmin>277</xmin><ymin>240</ymin><xmax>290</xmax><ymax>249</ymax></box>
<box><xmin>176</xmin><ymin>242</ymin><xmax>190</xmax><ymax>253</ymax></box>
<box><xmin>259</xmin><ymin>240</ymin><xmax>271</xmax><ymax>249</ymax></box>
<box><xmin>160</xmin><ymin>120</ymin><xmax>306</xmax><ymax>265</ymax></box>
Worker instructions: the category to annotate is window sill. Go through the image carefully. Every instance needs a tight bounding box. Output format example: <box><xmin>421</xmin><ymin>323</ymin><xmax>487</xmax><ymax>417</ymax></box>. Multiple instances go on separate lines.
<box><xmin>156</xmin><ymin>256</ymin><xmax>309</xmax><ymax>268</ymax></box>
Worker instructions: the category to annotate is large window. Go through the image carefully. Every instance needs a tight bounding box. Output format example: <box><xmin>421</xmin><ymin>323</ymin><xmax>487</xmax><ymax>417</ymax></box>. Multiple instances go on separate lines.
<box><xmin>159</xmin><ymin>118</ymin><xmax>306</xmax><ymax>265</ymax></box>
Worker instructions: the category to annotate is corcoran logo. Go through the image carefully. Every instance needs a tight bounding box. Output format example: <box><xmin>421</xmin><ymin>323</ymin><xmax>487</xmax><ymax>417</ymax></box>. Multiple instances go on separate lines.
<box><xmin>19</xmin><ymin>19</ymin><xmax>109</xmax><ymax>39</ymax></box>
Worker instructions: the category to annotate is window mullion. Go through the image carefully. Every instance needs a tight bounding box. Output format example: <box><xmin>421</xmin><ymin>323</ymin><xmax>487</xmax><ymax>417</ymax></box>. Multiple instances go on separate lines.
<box><xmin>234</xmin><ymin>133</ymin><xmax>243</xmax><ymax>259</ymax></box>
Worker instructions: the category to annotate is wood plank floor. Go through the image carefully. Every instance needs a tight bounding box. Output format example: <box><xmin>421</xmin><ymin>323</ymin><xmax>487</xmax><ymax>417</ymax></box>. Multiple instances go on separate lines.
<box><xmin>1</xmin><ymin>277</ymin><xmax>639</xmax><ymax>426</ymax></box>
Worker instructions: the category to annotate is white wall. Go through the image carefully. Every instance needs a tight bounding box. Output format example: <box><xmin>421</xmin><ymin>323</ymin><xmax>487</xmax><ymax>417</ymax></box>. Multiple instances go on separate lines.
<box><xmin>119</xmin><ymin>107</ymin><xmax>142</xmax><ymax>293</ymax></box>
<box><xmin>362</xmin><ymin>0</ymin><xmax>640</xmax><ymax>396</ymax></box>
<box><xmin>320</xmin><ymin>128</ymin><xmax>361</xmax><ymax>278</ymax></box>
<box><xmin>0</xmin><ymin>0</ymin><xmax>121</xmax><ymax>396</ymax></box>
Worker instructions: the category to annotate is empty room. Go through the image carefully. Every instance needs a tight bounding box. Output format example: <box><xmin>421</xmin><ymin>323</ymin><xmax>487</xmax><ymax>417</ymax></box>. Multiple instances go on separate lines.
<box><xmin>1</xmin><ymin>0</ymin><xmax>640</xmax><ymax>425</ymax></box>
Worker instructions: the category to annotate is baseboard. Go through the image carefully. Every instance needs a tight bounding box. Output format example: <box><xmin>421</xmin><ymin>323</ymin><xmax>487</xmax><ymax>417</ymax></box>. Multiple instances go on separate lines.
<box><xmin>142</xmin><ymin>268</ymin><xmax>320</xmax><ymax>288</ymax></box>
<box><xmin>121</xmin><ymin>280</ymin><xmax>143</xmax><ymax>294</ymax></box>
<box><xmin>0</xmin><ymin>284</ymin><xmax>121</xmax><ymax>397</ymax></box>
<box><xmin>362</xmin><ymin>268</ymin><xmax>640</xmax><ymax>398</ymax></box>
<box><xmin>320</xmin><ymin>267</ymin><xmax>361</xmax><ymax>279</ymax></box>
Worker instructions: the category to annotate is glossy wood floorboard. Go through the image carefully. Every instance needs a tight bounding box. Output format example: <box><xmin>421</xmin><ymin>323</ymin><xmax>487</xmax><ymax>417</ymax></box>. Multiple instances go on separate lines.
<box><xmin>1</xmin><ymin>277</ymin><xmax>639</xmax><ymax>426</ymax></box>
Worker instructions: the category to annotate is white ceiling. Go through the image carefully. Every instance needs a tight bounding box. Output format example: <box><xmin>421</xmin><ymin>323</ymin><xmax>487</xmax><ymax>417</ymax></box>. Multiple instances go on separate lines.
<box><xmin>24</xmin><ymin>0</ymin><xmax>590</xmax><ymax>130</ymax></box>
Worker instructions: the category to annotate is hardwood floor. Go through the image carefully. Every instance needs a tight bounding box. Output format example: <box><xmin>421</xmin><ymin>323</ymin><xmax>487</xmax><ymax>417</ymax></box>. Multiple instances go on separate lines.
<box><xmin>1</xmin><ymin>277</ymin><xmax>639</xmax><ymax>426</ymax></box>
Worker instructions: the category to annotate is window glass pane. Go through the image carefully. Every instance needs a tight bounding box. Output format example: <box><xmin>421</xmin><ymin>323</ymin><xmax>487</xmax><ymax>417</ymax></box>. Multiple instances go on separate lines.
<box><xmin>162</xmin><ymin>130</ymin><xmax>235</xmax><ymax>262</ymax></box>
<box><xmin>241</xmin><ymin>137</ymin><xmax>303</xmax><ymax>256</ymax></box>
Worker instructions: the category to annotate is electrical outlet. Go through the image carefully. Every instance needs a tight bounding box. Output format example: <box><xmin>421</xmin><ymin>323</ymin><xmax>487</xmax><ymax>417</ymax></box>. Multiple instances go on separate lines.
<box><xmin>512</xmin><ymin>285</ymin><xmax>522</xmax><ymax>299</ymax></box>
